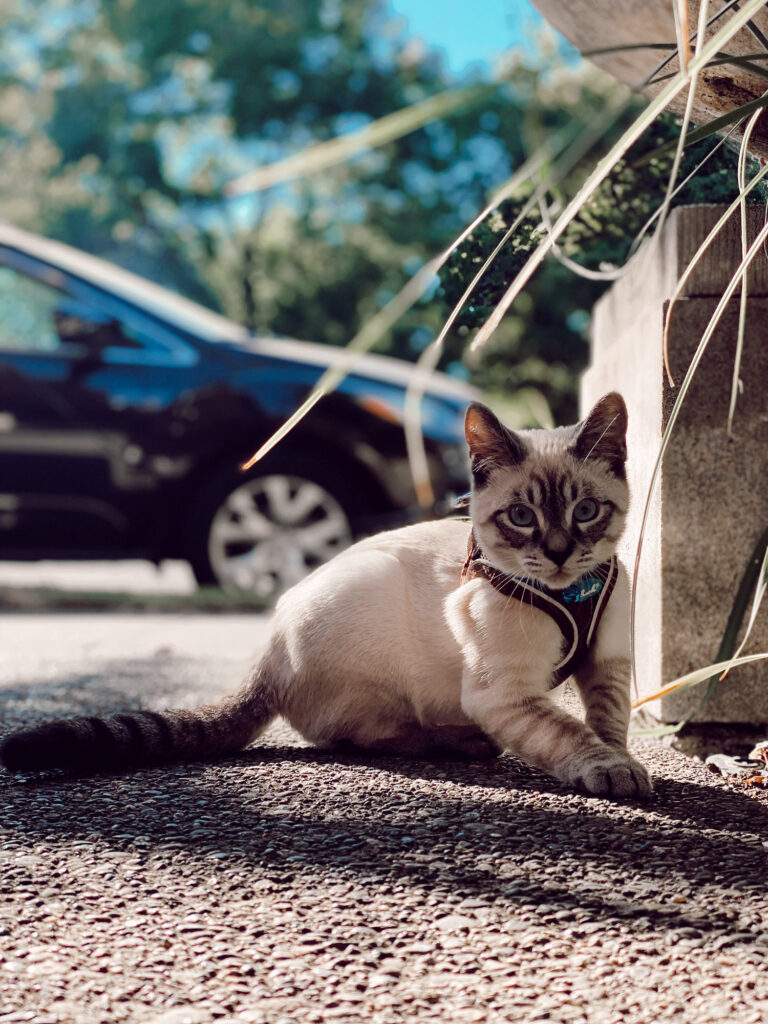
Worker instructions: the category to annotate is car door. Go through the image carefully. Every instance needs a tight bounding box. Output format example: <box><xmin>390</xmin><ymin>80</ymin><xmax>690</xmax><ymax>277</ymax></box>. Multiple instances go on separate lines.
<box><xmin>0</xmin><ymin>247</ymin><xmax>199</xmax><ymax>558</ymax></box>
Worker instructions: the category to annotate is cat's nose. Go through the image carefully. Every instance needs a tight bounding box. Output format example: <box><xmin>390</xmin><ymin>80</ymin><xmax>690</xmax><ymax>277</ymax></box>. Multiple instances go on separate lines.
<box><xmin>543</xmin><ymin>531</ymin><xmax>573</xmax><ymax>567</ymax></box>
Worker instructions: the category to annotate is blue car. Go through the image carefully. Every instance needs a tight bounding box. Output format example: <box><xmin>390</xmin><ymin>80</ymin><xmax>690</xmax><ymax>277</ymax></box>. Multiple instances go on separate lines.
<box><xmin>0</xmin><ymin>223</ymin><xmax>475</xmax><ymax>597</ymax></box>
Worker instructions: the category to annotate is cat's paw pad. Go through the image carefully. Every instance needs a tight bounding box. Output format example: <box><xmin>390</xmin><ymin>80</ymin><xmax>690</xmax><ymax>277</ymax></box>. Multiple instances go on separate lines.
<box><xmin>563</xmin><ymin>751</ymin><xmax>653</xmax><ymax>800</ymax></box>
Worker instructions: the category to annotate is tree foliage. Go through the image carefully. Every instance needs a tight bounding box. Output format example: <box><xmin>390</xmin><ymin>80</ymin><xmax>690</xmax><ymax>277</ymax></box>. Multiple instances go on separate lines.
<box><xmin>0</xmin><ymin>0</ymin><xmax>754</xmax><ymax>425</ymax></box>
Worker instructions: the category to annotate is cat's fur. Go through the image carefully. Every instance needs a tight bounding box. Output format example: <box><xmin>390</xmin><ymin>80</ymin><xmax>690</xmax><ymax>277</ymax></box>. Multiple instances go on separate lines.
<box><xmin>0</xmin><ymin>392</ymin><xmax>651</xmax><ymax>799</ymax></box>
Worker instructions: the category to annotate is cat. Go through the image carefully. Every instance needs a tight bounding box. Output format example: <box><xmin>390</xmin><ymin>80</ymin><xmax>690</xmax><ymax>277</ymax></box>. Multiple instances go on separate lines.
<box><xmin>0</xmin><ymin>392</ymin><xmax>652</xmax><ymax>800</ymax></box>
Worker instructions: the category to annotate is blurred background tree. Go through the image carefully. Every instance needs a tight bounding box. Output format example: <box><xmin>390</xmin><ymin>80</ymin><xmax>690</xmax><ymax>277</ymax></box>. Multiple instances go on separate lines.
<box><xmin>0</xmin><ymin>0</ymin><xmax>756</xmax><ymax>424</ymax></box>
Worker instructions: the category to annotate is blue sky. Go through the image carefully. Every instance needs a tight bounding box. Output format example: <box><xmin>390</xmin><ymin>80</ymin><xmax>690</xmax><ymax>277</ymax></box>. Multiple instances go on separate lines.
<box><xmin>386</xmin><ymin>0</ymin><xmax>551</xmax><ymax>75</ymax></box>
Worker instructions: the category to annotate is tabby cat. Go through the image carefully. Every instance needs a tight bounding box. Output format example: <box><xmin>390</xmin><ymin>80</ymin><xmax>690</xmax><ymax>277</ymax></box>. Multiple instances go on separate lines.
<box><xmin>0</xmin><ymin>392</ymin><xmax>651</xmax><ymax>799</ymax></box>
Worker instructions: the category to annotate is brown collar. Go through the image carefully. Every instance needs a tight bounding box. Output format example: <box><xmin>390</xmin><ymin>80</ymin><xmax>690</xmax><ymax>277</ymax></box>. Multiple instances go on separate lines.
<box><xmin>460</xmin><ymin>528</ymin><xmax>619</xmax><ymax>686</ymax></box>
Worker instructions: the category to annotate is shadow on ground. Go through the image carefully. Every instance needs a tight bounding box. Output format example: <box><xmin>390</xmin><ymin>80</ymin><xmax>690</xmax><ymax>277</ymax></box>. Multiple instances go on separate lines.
<box><xmin>2</xmin><ymin>654</ymin><xmax>767</xmax><ymax>949</ymax></box>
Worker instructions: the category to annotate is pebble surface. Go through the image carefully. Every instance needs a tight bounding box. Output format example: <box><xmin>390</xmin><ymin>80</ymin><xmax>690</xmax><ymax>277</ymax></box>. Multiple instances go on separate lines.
<box><xmin>1</xmin><ymin>628</ymin><xmax>768</xmax><ymax>1024</ymax></box>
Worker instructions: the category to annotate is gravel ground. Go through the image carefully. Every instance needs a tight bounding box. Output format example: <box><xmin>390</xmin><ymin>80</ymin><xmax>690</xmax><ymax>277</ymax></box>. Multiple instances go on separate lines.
<box><xmin>1</xmin><ymin>615</ymin><xmax>768</xmax><ymax>1024</ymax></box>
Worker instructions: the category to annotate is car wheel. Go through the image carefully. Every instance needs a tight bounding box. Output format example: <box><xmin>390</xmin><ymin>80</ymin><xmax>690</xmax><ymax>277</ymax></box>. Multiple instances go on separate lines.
<box><xmin>189</xmin><ymin>467</ymin><xmax>354</xmax><ymax>598</ymax></box>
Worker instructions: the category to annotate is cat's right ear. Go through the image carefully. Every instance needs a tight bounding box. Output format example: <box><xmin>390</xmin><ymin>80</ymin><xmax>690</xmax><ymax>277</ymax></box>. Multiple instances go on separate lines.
<box><xmin>465</xmin><ymin>403</ymin><xmax>527</xmax><ymax>484</ymax></box>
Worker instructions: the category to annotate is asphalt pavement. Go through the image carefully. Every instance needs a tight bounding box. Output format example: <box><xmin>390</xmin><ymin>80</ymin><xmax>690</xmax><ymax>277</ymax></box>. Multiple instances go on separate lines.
<box><xmin>1</xmin><ymin>612</ymin><xmax>768</xmax><ymax>1024</ymax></box>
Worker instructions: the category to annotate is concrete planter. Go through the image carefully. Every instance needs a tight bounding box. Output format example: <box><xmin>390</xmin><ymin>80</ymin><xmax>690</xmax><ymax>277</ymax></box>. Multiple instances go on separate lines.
<box><xmin>530</xmin><ymin>0</ymin><xmax>768</xmax><ymax>160</ymax></box>
<box><xmin>581</xmin><ymin>205</ymin><xmax>768</xmax><ymax>726</ymax></box>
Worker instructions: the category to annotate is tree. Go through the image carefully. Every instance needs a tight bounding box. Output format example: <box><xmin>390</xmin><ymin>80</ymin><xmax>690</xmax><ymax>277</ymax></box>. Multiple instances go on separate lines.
<box><xmin>0</xmin><ymin>1</ymin><xmax>752</xmax><ymax>426</ymax></box>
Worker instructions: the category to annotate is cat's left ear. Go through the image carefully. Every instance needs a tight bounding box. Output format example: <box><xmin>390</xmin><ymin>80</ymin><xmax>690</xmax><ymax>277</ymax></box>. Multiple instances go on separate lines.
<box><xmin>465</xmin><ymin>402</ymin><xmax>527</xmax><ymax>484</ymax></box>
<box><xmin>570</xmin><ymin>392</ymin><xmax>628</xmax><ymax>472</ymax></box>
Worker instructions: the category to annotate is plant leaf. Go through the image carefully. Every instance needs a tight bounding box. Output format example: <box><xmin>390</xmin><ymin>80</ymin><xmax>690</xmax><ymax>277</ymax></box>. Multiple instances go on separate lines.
<box><xmin>727</xmin><ymin>531</ymin><xmax>768</xmax><ymax>672</ymax></box>
<box><xmin>633</xmin><ymin>93</ymin><xmax>768</xmax><ymax>167</ymax></box>
<box><xmin>469</xmin><ymin>0</ymin><xmax>768</xmax><ymax>352</ymax></box>
<box><xmin>225</xmin><ymin>83</ymin><xmax>496</xmax><ymax>196</ymax></box>
<box><xmin>240</xmin><ymin>132</ymin><xmax>573</xmax><ymax>470</ymax></box>
<box><xmin>727</xmin><ymin>106</ymin><xmax>765</xmax><ymax>433</ymax></box>
<box><xmin>660</xmin><ymin>160</ymin><xmax>768</xmax><ymax>384</ymax></box>
<box><xmin>629</xmin><ymin>722</ymin><xmax>687</xmax><ymax>737</ymax></box>
<box><xmin>632</xmin><ymin>652</ymin><xmax>768</xmax><ymax>708</ymax></box>
<box><xmin>632</xmin><ymin>209</ymin><xmax>768</xmax><ymax>686</ymax></box>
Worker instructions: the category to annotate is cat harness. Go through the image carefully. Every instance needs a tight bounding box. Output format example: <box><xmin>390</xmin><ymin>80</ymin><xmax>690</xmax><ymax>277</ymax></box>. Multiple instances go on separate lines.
<box><xmin>461</xmin><ymin>529</ymin><xmax>619</xmax><ymax>688</ymax></box>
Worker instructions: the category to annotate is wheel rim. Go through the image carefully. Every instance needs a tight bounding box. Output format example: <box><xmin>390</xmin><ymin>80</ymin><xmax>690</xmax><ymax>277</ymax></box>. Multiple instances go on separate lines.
<box><xmin>207</xmin><ymin>474</ymin><xmax>353</xmax><ymax>596</ymax></box>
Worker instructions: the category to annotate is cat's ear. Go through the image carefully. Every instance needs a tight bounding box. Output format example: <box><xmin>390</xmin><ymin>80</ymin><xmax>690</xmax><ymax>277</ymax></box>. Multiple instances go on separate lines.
<box><xmin>465</xmin><ymin>403</ymin><xmax>527</xmax><ymax>484</ymax></box>
<box><xmin>570</xmin><ymin>392</ymin><xmax>628</xmax><ymax>472</ymax></box>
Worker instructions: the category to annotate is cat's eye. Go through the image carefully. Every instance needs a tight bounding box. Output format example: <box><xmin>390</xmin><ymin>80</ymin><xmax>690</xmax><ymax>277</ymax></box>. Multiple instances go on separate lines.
<box><xmin>573</xmin><ymin>498</ymin><xmax>599</xmax><ymax>523</ymax></box>
<box><xmin>508</xmin><ymin>504</ymin><xmax>535</xmax><ymax>527</ymax></box>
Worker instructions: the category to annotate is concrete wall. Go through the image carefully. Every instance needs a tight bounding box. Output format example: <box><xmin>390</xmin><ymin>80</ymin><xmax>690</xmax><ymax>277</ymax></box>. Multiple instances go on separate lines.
<box><xmin>581</xmin><ymin>205</ymin><xmax>768</xmax><ymax>724</ymax></box>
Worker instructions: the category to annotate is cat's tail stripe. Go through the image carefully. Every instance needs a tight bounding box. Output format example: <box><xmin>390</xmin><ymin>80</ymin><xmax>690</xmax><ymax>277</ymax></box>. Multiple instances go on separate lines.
<box><xmin>0</xmin><ymin>677</ymin><xmax>277</xmax><ymax>773</ymax></box>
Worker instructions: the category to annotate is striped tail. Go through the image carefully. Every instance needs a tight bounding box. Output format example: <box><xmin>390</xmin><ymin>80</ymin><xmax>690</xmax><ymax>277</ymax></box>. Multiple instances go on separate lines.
<box><xmin>0</xmin><ymin>674</ymin><xmax>277</xmax><ymax>774</ymax></box>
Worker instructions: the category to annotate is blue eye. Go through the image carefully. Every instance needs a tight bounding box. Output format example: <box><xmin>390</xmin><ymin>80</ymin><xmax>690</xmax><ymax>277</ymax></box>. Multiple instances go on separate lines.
<box><xmin>509</xmin><ymin>504</ymin><xmax>535</xmax><ymax>527</ymax></box>
<box><xmin>573</xmin><ymin>498</ymin><xmax>599</xmax><ymax>523</ymax></box>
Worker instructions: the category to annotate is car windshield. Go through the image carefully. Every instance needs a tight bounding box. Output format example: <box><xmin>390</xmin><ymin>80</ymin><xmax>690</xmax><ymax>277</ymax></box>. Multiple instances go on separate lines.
<box><xmin>0</xmin><ymin>223</ymin><xmax>251</xmax><ymax>346</ymax></box>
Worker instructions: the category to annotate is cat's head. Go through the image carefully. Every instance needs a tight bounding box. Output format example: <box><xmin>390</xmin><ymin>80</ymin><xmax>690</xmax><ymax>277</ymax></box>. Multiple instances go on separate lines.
<box><xmin>464</xmin><ymin>393</ymin><xmax>629</xmax><ymax>588</ymax></box>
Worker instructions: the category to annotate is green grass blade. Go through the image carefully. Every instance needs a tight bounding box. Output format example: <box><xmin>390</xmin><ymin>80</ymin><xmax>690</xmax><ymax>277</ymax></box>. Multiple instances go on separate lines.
<box><xmin>582</xmin><ymin>43</ymin><xmax>677</xmax><ymax>57</ymax></box>
<box><xmin>730</xmin><ymin>531</ymin><xmax>768</xmax><ymax>666</ymax></box>
<box><xmin>633</xmin><ymin>93</ymin><xmax>768</xmax><ymax>167</ymax></box>
<box><xmin>696</xmin><ymin>525</ymin><xmax>768</xmax><ymax>711</ymax></box>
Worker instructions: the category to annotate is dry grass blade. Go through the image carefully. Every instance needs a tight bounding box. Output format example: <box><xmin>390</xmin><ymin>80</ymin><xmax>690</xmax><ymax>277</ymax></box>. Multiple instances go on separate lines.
<box><xmin>632</xmin><ymin>652</ymin><xmax>768</xmax><ymax>707</ymax></box>
<box><xmin>728</xmin><ymin>105</ymin><xmax>766</xmax><ymax>433</ymax></box>
<box><xmin>630</xmin><ymin>120</ymin><xmax>740</xmax><ymax>260</ymax></box>
<box><xmin>402</xmin><ymin>96</ymin><xmax>634</xmax><ymax>504</ymax></box>
<box><xmin>660</xmin><ymin>159</ymin><xmax>768</xmax><ymax>384</ymax></box>
<box><xmin>225</xmin><ymin>84</ymin><xmax>494</xmax><ymax>196</ymax></box>
<box><xmin>241</xmin><ymin>137</ymin><xmax>572</xmax><ymax>471</ymax></box>
<box><xmin>469</xmin><ymin>0</ymin><xmax>768</xmax><ymax>353</ymax></box>
<box><xmin>630</xmin><ymin>214</ymin><xmax>768</xmax><ymax>691</ymax></box>
<box><xmin>645</xmin><ymin>0</ymin><xmax>747</xmax><ymax>85</ymax></box>
<box><xmin>539</xmin><ymin>197</ymin><xmax>625</xmax><ymax>281</ymax></box>
<box><xmin>403</xmin><ymin>181</ymin><xmax>556</xmax><ymax>504</ymax></box>
<box><xmin>673</xmin><ymin>0</ymin><xmax>692</xmax><ymax>72</ymax></box>
<box><xmin>241</xmin><ymin>253</ymin><xmax>445</xmax><ymax>470</ymax></box>
<box><xmin>654</xmin><ymin>0</ymin><xmax>709</xmax><ymax>242</ymax></box>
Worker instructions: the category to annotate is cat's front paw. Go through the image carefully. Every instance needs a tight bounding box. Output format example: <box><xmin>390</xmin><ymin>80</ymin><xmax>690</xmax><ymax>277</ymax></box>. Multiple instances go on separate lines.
<box><xmin>560</xmin><ymin>749</ymin><xmax>653</xmax><ymax>800</ymax></box>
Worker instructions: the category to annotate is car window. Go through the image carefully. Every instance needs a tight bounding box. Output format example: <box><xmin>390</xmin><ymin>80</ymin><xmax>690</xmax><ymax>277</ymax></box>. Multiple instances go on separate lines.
<box><xmin>0</xmin><ymin>266</ymin><xmax>65</xmax><ymax>353</ymax></box>
<box><xmin>0</xmin><ymin>252</ymin><xmax>198</xmax><ymax>366</ymax></box>
<box><xmin>0</xmin><ymin>263</ymin><xmax>141</xmax><ymax>356</ymax></box>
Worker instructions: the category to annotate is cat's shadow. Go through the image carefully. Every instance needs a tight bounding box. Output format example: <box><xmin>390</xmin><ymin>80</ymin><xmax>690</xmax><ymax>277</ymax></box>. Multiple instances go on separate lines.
<box><xmin>3</xmin><ymin>668</ymin><xmax>767</xmax><ymax>937</ymax></box>
<box><xmin>237</xmin><ymin>739</ymin><xmax>768</xmax><ymax>832</ymax></box>
<box><xmin>2</xmin><ymin>739</ymin><xmax>766</xmax><ymax>905</ymax></box>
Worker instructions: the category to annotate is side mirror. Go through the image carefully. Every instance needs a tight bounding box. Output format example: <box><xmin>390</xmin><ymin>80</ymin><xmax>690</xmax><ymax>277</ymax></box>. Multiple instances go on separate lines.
<box><xmin>53</xmin><ymin>303</ymin><xmax>138</xmax><ymax>355</ymax></box>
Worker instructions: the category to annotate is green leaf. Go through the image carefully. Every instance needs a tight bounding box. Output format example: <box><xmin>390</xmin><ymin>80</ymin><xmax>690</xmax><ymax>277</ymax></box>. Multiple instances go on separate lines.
<box><xmin>633</xmin><ymin>94</ymin><xmax>768</xmax><ymax>167</ymax></box>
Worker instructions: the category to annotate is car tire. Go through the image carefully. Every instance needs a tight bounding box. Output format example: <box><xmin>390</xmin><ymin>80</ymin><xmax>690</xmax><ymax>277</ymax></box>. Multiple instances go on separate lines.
<box><xmin>187</xmin><ymin>456</ymin><xmax>357</xmax><ymax>598</ymax></box>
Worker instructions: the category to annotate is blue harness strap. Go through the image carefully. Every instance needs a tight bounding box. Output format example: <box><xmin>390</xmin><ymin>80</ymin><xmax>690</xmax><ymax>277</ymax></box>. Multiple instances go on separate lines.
<box><xmin>460</xmin><ymin>529</ymin><xmax>618</xmax><ymax>687</ymax></box>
